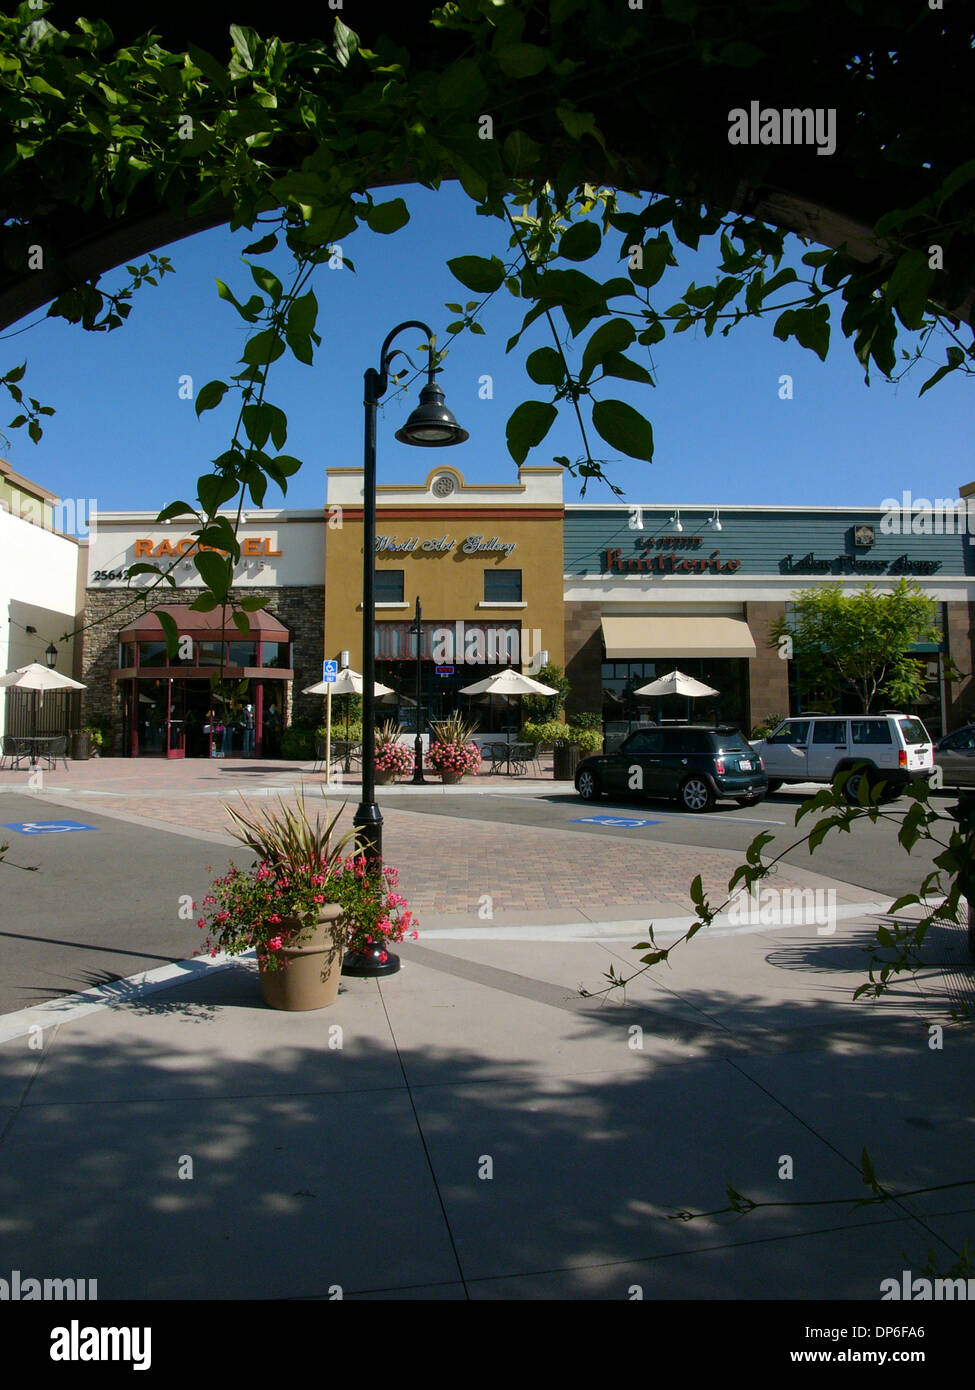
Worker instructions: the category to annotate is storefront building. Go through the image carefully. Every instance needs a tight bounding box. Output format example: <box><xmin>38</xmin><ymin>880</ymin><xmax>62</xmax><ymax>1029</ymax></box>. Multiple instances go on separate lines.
<box><xmin>563</xmin><ymin>502</ymin><xmax>974</xmax><ymax>740</ymax></box>
<box><xmin>0</xmin><ymin>459</ymin><xmax>84</xmax><ymax>741</ymax></box>
<box><xmin>324</xmin><ymin>465</ymin><xmax>564</xmax><ymax>734</ymax></box>
<box><xmin>81</xmin><ymin>510</ymin><xmax>325</xmax><ymax>756</ymax></box>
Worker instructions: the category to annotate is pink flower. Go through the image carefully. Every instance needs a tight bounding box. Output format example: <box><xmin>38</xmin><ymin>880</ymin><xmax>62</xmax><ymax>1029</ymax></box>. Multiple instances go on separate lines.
<box><xmin>268</xmin><ymin>935</ymin><xmax>283</xmax><ymax>951</ymax></box>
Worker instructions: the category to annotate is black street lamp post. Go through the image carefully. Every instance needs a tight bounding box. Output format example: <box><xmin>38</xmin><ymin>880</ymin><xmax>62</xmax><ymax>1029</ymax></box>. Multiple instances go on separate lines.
<box><xmin>410</xmin><ymin>595</ymin><xmax>426</xmax><ymax>785</ymax></box>
<box><xmin>345</xmin><ymin>320</ymin><xmax>467</xmax><ymax>978</ymax></box>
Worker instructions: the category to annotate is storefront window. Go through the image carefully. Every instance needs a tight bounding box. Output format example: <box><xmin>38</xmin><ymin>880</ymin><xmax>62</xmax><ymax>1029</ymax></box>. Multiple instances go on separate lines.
<box><xmin>261</xmin><ymin>641</ymin><xmax>291</xmax><ymax>668</ymax></box>
<box><xmin>119</xmin><ymin>642</ymin><xmax>136</xmax><ymax>668</ymax></box>
<box><xmin>138</xmin><ymin>642</ymin><xmax>168</xmax><ymax>667</ymax></box>
<box><xmin>198</xmin><ymin>641</ymin><xmax>224</xmax><ymax>666</ymax></box>
<box><xmin>601</xmin><ymin>659</ymin><xmax>748</xmax><ymax>732</ymax></box>
<box><xmin>227</xmin><ymin>641</ymin><xmax>257</xmax><ymax>667</ymax></box>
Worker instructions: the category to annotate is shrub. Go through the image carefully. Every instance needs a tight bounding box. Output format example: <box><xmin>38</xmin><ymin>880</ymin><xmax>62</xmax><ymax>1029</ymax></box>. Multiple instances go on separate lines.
<box><xmin>281</xmin><ymin>725</ymin><xmax>316</xmax><ymax>759</ymax></box>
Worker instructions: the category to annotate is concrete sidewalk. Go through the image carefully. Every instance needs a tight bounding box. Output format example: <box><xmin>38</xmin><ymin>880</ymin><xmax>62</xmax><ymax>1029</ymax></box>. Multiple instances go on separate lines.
<box><xmin>1</xmin><ymin>907</ymin><xmax>972</xmax><ymax>1300</ymax></box>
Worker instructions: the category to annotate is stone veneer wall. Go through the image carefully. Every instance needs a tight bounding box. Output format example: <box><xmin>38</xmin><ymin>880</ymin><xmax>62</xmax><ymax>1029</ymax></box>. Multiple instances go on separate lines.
<box><xmin>80</xmin><ymin>586</ymin><xmax>325</xmax><ymax>752</ymax></box>
<box><xmin>563</xmin><ymin>600</ymin><xmax>604</xmax><ymax>718</ymax></box>
<box><xmin>744</xmin><ymin>601</ymin><xmax>791</xmax><ymax>732</ymax></box>
<box><xmin>945</xmin><ymin>599</ymin><xmax>973</xmax><ymax>725</ymax></box>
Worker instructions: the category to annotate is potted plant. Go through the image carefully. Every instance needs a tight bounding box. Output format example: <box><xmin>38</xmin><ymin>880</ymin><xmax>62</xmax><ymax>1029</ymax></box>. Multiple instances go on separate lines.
<box><xmin>427</xmin><ymin>714</ymin><xmax>482</xmax><ymax>784</ymax></box>
<box><xmin>523</xmin><ymin>720</ymin><xmax>604</xmax><ymax>779</ymax></box>
<box><xmin>374</xmin><ymin>720</ymin><xmax>414</xmax><ymax>783</ymax></box>
<box><xmin>194</xmin><ymin>792</ymin><xmax>418</xmax><ymax>1008</ymax></box>
<box><xmin>195</xmin><ymin>793</ymin><xmax>356</xmax><ymax>1010</ymax></box>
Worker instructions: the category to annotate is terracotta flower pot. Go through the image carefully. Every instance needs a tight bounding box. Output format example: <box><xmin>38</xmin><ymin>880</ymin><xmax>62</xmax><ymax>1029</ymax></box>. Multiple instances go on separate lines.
<box><xmin>258</xmin><ymin>904</ymin><xmax>346</xmax><ymax>1011</ymax></box>
<box><xmin>441</xmin><ymin>771</ymin><xmax>464</xmax><ymax>784</ymax></box>
<box><xmin>375</xmin><ymin>768</ymin><xmax>398</xmax><ymax>784</ymax></box>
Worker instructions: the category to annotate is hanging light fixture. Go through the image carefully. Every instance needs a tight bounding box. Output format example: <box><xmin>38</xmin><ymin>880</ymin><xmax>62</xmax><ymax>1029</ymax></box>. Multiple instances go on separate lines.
<box><xmin>669</xmin><ymin>509</ymin><xmax>683</xmax><ymax>533</ymax></box>
<box><xmin>45</xmin><ymin>642</ymin><xmax>58</xmax><ymax>669</ymax></box>
<box><xmin>708</xmin><ymin>509</ymin><xmax>722</xmax><ymax>531</ymax></box>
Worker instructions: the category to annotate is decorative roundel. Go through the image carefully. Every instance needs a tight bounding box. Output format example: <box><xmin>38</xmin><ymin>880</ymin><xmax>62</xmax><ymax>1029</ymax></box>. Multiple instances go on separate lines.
<box><xmin>432</xmin><ymin>474</ymin><xmax>456</xmax><ymax>498</ymax></box>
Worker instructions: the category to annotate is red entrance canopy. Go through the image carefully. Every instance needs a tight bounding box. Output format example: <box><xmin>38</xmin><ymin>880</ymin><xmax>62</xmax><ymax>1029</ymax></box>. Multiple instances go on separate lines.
<box><xmin>118</xmin><ymin>605</ymin><xmax>290</xmax><ymax>639</ymax></box>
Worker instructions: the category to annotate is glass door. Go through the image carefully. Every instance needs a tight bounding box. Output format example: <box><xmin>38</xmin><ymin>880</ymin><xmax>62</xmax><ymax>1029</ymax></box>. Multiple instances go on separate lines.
<box><xmin>166</xmin><ymin>679</ymin><xmax>186</xmax><ymax>759</ymax></box>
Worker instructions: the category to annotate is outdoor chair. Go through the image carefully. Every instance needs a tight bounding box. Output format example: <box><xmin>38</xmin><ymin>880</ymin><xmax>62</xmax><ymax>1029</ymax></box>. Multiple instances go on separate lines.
<box><xmin>312</xmin><ymin>735</ymin><xmax>329</xmax><ymax>774</ymax></box>
<box><xmin>40</xmin><ymin>735</ymin><xmax>69</xmax><ymax>771</ymax></box>
<box><xmin>484</xmin><ymin>742</ymin><xmax>510</xmax><ymax>774</ymax></box>
<box><xmin>1</xmin><ymin>735</ymin><xmax>29</xmax><ymax>770</ymax></box>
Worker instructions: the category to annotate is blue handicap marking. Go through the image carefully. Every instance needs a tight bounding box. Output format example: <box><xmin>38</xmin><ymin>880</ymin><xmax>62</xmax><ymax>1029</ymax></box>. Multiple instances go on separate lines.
<box><xmin>570</xmin><ymin>816</ymin><xmax>660</xmax><ymax>828</ymax></box>
<box><xmin>3</xmin><ymin>821</ymin><xmax>96</xmax><ymax>835</ymax></box>
<box><xmin>322</xmin><ymin>659</ymin><xmax>338</xmax><ymax>683</ymax></box>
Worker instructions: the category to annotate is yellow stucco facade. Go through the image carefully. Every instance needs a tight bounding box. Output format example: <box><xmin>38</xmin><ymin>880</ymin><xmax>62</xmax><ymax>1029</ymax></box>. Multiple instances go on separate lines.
<box><xmin>324</xmin><ymin>465</ymin><xmax>565</xmax><ymax>675</ymax></box>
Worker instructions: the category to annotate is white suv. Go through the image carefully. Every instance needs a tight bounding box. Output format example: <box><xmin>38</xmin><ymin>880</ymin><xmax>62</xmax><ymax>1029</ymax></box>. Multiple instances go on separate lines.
<box><xmin>751</xmin><ymin>713</ymin><xmax>934</xmax><ymax>802</ymax></box>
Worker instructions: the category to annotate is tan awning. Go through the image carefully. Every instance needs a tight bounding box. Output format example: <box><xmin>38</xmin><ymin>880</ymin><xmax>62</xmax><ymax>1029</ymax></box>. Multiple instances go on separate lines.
<box><xmin>601</xmin><ymin>615</ymin><xmax>756</xmax><ymax>659</ymax></box>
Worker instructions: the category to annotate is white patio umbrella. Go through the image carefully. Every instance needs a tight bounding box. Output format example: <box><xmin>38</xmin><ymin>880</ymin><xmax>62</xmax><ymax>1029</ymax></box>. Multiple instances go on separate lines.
<box><xmin>302</xmin><ymin>667</ymin><xmax>394</xmax><ymax>765</ymax></box>
<box><xmin>459</xmin><ymin>668</ymin><xmax>558</xmax><ymax>749</ymax></box>
<box><xmin>633</xmin><ymin>668</ymin><xmax>719</xmax><ymax>722</ymax></box>
<box><xmin>0</xmin><ymin>662</ymin><xmax>86</xmax><ymax>742</ymax></box>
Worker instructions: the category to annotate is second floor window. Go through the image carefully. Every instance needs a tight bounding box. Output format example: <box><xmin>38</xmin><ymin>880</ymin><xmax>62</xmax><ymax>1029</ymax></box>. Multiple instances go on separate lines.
<box><xmin>484</xmin><ymin>569</ymin><xmax>522</xmax><ymax>602</ymax></box>
<box><xmin>375</xmin><ymin>569</ymin><xmax>404</xmax><ymax>602</ymax></box>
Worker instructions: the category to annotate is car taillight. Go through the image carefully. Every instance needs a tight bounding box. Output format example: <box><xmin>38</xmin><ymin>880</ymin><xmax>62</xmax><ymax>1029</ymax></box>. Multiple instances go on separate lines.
<box><xmin>715</xmin><ymin>759</ymin><xmax>725</xmax><ymax>774</ymax></box>
<box><xmin>898</xmin><ymin>750</ymin><xmax>908</xmax><ymax>766</ymax></box>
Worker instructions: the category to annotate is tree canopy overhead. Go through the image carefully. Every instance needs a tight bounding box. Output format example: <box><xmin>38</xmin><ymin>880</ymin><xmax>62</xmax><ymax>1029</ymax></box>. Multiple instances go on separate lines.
<box><xmin>1</xmin><ymin>0</ymin><xmax>973</xmax><ymax>617</ymax></box>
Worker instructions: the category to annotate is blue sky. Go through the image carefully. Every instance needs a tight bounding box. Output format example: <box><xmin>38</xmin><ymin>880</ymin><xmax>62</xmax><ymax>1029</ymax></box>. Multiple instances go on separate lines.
<box><xmin>1</xmin><ymin>179</ymin><xmax>970</xmax><ymax>515</ymax></box>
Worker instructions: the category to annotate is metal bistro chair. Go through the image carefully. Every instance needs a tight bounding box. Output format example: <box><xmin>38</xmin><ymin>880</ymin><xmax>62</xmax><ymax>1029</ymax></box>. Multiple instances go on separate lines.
<box><xmin>484</xmin><ymin>742</ymin><xmax>510</xmax><ymax>775</ymax></box>
<box><xmin>1</xmin><ymin>734</ymin><xmax>30</xmax><ymax>770</ymax></box>
<box><xmin>312</xmin><ymin>735</ymin><xmax>329</xmax><ymax>774</ymax></box>
<box><xmin>41</xmin><ymin>735</ymin><xmax>70</xmax><ymax>771</ymax></box>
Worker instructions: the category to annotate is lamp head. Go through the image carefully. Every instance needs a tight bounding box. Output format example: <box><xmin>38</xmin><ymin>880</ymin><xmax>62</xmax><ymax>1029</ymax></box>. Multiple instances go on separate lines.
<box><xmin>395</xmin><ymin>379</ymin><xmax>468</xmax><ymax>447</ymax></box>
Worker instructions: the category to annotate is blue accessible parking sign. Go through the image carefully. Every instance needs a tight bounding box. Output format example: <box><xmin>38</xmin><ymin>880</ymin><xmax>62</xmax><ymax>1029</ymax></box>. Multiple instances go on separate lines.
<box><xmin>3</xmin><ymin>821</ymin><xmax>96</xmax><ymax>835</ymax></box>
<box><xmin>570</xmin><ymin>816</ymin><xmax>660</xmax><ymax>828</ymax></box>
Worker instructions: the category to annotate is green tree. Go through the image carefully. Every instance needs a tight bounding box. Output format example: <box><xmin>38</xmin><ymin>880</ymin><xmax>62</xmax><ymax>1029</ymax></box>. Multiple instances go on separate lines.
<box><xmin>521</xmin><ymin>663</ymin><xmax>571</xmax><ymax>722</ymax></box>
<box><xmin>770</xmin><ymin>579</ymin><xmax>944</xmax><ymax>713</ymax></box>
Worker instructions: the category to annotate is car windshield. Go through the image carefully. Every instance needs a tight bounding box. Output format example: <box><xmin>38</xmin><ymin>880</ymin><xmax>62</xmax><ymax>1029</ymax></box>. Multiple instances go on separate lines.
<box><xmin>897</xmin><ymin>717</ymin><xmax>931</xmax><ymax>745</ymax></box>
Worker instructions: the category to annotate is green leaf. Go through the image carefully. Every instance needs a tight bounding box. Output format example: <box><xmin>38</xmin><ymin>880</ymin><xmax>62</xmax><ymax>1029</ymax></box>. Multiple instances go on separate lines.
<box><xmin>187</xmin><ymin>42</ymin><xmax>230</xmax><ymax>93</ymax></box>
<box><xmin>249</xmin><ymin>264</ymin><xmax>282</xmax><ymax>303</ymax></box>
<box><xmin>189</xmin><ymin>592</ymin><xmax>220</xmax><ymax>612</ymax></box>
<box><xmin>333</xmin><ymin>16</ymin><xmax>359</xmax><ymax>68</ymax></box>
<box><xmin>502</xmin><ymin>130</ymin><xmax>540</xmax><ymax>174</ymax></box>
<box><xmin>229</xmin><ymin>24</ymin><xmax>260</xmax><ymax>69</ymax></box>
<box><xmin>156</xmin><ymin>500</ymin><xmax>198</xmax><ymax>524</ymax></box>
<box><xmin>4</xmin><ymin>362</ymin><xmax>26</xmax><ymax>384</ymax></box>
<box><xmin>555</xmin><ymin>104</ymin><xmax>605</xmax><ymax>149</ymax></box>
<box><xmin>919</xmin><ymin>345</ymin><xmax>965</xmax><ymax>397</ymax></box>
<box><xmin>591</xmin><ymin>399</ymin><xmax>654</xmax><ymax>462</ymax></box>
<box><xmin>198</xmin><ymin>472</ymin><xmax>239</xmax><ymax>516</ymax></box>
<box><xmin>232</xmin><ymin>611</ymin><xmax>251</xmax><ymax>637</ymax></box>
<box><xmin>559</xmin><ymin>221</ymin><xmax>601</xmax><ymax>262</ymax></box>
<box><xmin>243</xmin><ymin>330</ymin><xmax>285</xmax><ymax>366</ymax></box>
<box><xmin>239</xmin><ymin>594</ymin><xmax>270</xmax><ymax>612</ymax></box>
<box><xmin>581</xmin><ymin>319</ymin><xmax>635</xmax><ymax>383</ymax></box>
<box><xmin>364</xmin><ymin>198</ymin><xmax>410</xmax><ymax>234</ymax></box>
<box><xmin>506</xmin><ymin>400</ymin><xmax>558</xmax><ymax>465</ymax></box>
<box><xmin>525</xmin><ymin>347</ymin><xmax>566</xmax><ymax>386</ymax></box>
<box><xmin>600</xmin><ymin>352</ymin><xmax>654</xmax><ymax>385</ymax></box>
<box><xmin>195</xmin><ymin>549</ymin><xmax>231</xmax><ymax>600</ymax></box>
<box><xmin>497</xmin><ymin>43</ymin><xmax>548</xmax><ymax>78</ymax></box>
<box><xmin>241</xmin><ymin>232</ymin><xmax>278</xmax><ymax>256</ymax></box>
<box><xmin>195</xmin><ymin>380</ymin><xmax>229</xmax><ymax>417</ymax></box>
<box><xmin>885</xmin><ymin>250</ymin><xmax>933</xmax><ymax>330</ymax></box>
<box><xmin>155</xmin><ymin>610</ymin><xmax>179</xmax><ymax>659</ymax></box>
<box><xmin>447</xmin><ymin>255</ymin><xmax>506</xmax><ymax>293</ymax></box>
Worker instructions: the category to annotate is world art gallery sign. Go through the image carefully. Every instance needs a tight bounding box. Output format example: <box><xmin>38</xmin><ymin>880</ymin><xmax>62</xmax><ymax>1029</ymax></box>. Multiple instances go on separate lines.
<box><xmin>375</xmin><ymin>534</ymin><xmax>516</xmax><ymax>558</ymax></box>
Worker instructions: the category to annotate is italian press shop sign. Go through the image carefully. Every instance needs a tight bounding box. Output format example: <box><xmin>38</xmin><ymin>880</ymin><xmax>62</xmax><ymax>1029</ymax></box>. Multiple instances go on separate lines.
<box><xmin>322</xmin><ymin>660</ymin><xmax>338</xmax><ymax>683</ymax></box>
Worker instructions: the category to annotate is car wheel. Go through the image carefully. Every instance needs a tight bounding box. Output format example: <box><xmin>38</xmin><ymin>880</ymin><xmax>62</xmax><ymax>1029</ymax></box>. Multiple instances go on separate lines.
<box><xmin>576</xmin><ymin>768</ymin><xmax>601</xmax><ymax>801</ymax></box>
<box><xmin>765</xmin><ymin>778</ymin><xmax>783</xmax><ymax>793</ymax></box>
<box><xmin>843</xmin><ymin>768</ymin><xmax>872</xmax><ymax>805</ymax></box>
<box><xmin>679</xmin><ymin>776</ymin><xmax>715</xmax><ymax>813</ymax></box>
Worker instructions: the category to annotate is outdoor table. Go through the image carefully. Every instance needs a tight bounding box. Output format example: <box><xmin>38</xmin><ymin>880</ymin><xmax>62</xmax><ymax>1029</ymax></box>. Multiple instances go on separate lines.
<box><xmin>486</xmin><ymin>742</ymin><xmax>533</xmax><ymax>776</ymax></box>
<box><xmin>13</xmin><ymin>736</ymin><xmax>63</xmax><ymax>768</ymax></box>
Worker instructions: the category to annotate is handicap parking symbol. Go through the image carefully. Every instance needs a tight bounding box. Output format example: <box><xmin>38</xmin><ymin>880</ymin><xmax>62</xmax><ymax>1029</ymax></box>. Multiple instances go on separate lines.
<box><xmin>3</xmin><ymin>821</ymin><xmax>96</xmax><ymax>835</ymax></box>
<box><xmin>570</xmin><ymin>816</ymin><xmax>660</xmax><ymax>828</ymax></box>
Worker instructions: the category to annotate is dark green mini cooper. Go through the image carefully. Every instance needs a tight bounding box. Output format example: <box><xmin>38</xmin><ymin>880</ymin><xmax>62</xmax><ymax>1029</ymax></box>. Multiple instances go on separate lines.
<box><xmin>574</xmin><ymin>724</ymin><xmax>768</xmax><ymax>813</ymax></box>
